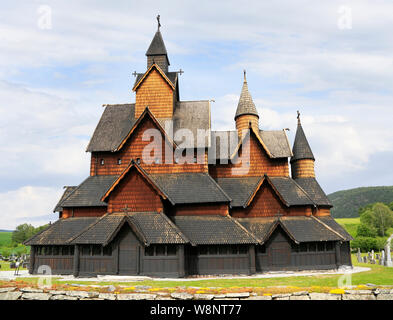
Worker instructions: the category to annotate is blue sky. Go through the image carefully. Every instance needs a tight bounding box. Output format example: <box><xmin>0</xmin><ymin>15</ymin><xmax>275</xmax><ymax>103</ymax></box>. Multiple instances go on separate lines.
<box><xmin>1</xmin><ymin>0</ymin><xmax>393</xmax><ymax>229</ymax></box>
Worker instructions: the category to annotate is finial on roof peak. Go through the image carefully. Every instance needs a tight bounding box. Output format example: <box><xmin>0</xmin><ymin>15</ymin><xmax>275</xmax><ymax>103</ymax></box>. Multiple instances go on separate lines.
<box><xmin>297</xmin><ymin>110</ymin><xmax>301</xmax><ymax>125</ymax></box>
<box><xmin>157</xmin><ymin>14</ymin><xmax>161</xmax><ymax>31</ymax></box>
<box><xmin>243</xmin><ymin>69</ymin><xmax>247</xmax><ymax>82</ymax></box>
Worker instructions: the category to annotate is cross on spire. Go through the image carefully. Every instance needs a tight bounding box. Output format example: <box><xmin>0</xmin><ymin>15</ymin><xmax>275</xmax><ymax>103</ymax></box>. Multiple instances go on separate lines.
<box><xmin>157</xmin><ymin>14</ymin><xmax>161</xmax><ymax>30</ymax></box>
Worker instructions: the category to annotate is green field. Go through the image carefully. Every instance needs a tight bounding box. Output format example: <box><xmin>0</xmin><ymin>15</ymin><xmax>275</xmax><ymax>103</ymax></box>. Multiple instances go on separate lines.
<box><xmin>0</xmin><ymin>232</ymin><xmax>12</xmax><ymax>246</ymax></box>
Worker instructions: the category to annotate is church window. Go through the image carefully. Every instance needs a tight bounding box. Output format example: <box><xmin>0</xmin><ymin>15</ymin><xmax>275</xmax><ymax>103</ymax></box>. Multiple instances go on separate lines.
<box><xmin>117</xmin><ymin>158</ymin><xmax>122</xmax><ymax>165</ymax></box>
<box><xmin>100</xmin><ymin>159</ymin><xmax>105</xmax><ymax>165</ymax></box>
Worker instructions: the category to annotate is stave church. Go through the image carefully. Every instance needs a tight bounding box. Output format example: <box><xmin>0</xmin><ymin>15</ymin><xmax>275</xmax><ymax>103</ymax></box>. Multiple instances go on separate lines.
<box><xmin>25</xmin><ymin>18</ymin><xmax>352</xmax><ymax>277</ymax></box>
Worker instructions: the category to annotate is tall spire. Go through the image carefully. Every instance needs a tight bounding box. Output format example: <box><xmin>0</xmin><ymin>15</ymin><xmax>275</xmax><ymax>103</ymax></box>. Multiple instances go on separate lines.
<box><xmin>146</xmin><ymin>15</ymin><xmax>170</xmax><ymax>72</ymax></box>
<box><xmin>291</xmin><ymin>111</ymin><xmax>315</xmax><ymax>163</ymax></box>
<box><xmin>234</xmin><ymin>70</ymin><xmax>259</xmax><ymax>120</ymax></box>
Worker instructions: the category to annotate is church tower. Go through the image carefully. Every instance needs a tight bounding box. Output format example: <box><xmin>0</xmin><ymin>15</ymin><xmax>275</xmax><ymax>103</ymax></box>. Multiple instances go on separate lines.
<box><xmin>290</xmin><ymin>112</ymin><xmax>316</xmax><ymax>178</ymax></box>
<box><xmin>235</xmin><ymin>71</ymin><xmax>259</xmax><ymax>134</ymax></box>
<box><xmin>145</xmin><ymin>16</ymin><xmax>170</xmax><ymax>72</ymax></box>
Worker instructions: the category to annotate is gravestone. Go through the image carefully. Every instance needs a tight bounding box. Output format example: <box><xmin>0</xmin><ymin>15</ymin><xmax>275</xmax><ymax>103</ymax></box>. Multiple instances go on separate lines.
<box><xmin>363</xmin><ymin>256</ymin><xmax>368</xmax><ymax>263</ymax></box>
<box><xmin>371</xmin><ymin>250</ymin><xmax>374</xmax><ymax>260</ymax></box>
<box><xmin>385</xmin><ymin>234</ymin><xmax>393</xmax><ymax>267</ymax></box>
<box><xmin>357</xmin><ymin>248</ymin><xmax>362</xmax><ymax>263</ymax></box>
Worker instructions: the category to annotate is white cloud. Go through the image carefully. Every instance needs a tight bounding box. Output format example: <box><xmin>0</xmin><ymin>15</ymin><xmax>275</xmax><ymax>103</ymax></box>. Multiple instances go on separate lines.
<box><xmin>0</xmin><ymin>186</ymin><xmax>62</xmax><ymax>230</ymax></box>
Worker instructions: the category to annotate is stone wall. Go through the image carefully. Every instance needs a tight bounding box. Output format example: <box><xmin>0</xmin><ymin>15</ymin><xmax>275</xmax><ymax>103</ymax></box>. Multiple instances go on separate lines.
<box><xmin>0</xmin><ymin>287</ymin><xmax>393</xmax><ymax>300</ymax></box>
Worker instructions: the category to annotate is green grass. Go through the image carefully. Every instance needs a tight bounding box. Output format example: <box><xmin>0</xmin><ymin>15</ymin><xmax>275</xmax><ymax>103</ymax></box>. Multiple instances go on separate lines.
<box><xmin>11</xmin><ymin>255</ymin><xmax>393</xmax><ymax>290</ymax></box>
<box><xmin>336</xmin><ymin>217</ymin><xmax>360</xmax><ymax>238</ymax></box>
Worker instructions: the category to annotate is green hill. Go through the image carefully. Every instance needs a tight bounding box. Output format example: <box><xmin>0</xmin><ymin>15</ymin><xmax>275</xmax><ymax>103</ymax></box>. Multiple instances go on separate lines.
<box><xmin>328</xmin><ymin>186</ymin><xmax>393</xmax><ymax>218</ymax></box>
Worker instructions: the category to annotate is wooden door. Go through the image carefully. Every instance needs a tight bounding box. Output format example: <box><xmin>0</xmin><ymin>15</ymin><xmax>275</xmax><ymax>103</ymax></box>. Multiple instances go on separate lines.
<box><xmin>118</xmin><ymin>227</ymin><xmax>140</xmax><ymax>275</ymax></box>
<box><xmin>269</xmin><ymin>242</ymin><xmax>290</xmax><ymax>267</ymax></box>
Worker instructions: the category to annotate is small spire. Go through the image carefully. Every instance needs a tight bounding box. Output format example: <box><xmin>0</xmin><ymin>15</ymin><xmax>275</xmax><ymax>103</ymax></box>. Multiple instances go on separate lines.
<box><xmin>157</xmin><ymin>14</ymin><xmax>161</xmax><ymax>31</ymax></box>
<box><xmin>297</xmin><ymin>110</ymin><xmax>301</xmax><ymax>125</ymax></box>
<box><xmin>243</xmin><ymin>69</ymin><xmax>247</xmax><ymax>82</ymax></box>
<box><xmin>234</xmin><ymin>71</ymin><xmax>259</xmax><ymax>120</ymax></box>
<box><xmin>291</xmin><ymin>112</ymin><xmax>315</xmax><ymax>163</ymax></box>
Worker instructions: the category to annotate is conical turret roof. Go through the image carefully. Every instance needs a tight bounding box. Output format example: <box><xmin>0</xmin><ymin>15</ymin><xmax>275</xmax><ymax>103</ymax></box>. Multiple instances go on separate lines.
<box><xmin>291</xmin><ymin>112</ymin><xmax>315</xmax><ymax>162</ymax></box>
<box><xmin>146</xmin><ymin>30</ymin><xmax>168</xmax><ymax>57</ymax></box>
<box><xmin>235</xmin><ymin>72</ymin><xmax>259</xmax><ymax>120</ymax></box>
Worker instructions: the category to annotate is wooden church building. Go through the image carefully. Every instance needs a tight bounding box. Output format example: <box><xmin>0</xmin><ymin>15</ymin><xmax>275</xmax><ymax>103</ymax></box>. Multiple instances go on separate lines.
<box><xmin>25</xmin><ymin>19</ymin><xmax>352</xmax><ymax>277</ymax></box>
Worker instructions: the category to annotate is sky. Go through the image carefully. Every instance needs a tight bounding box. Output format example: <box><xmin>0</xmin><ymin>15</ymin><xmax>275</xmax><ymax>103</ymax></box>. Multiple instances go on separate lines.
<box><xmin>0</xmin><ymin>0</ymin><xmax>392</xmax><ymax>230</ymax></box>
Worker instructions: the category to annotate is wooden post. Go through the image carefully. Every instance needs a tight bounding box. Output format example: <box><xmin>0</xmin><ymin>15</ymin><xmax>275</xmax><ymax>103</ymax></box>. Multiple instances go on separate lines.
<box><xmin>249</xmin><ymin>245</ymin><xmax>256</xmax><ymax>275</ymax></box>
<box><xmin>29</xmin><ymin>246</ymin><xmax>36</xmax><ymax>274</ymax></box>
<box><xmin>178</xmin><ymin>245</ymin><xmax>185</xmax><ymax>278</ymax></box>
<box><xmin>114</xmin><ymin>242</ymin><xmax>119</xmax><ymax>275</ymax></box>
<box><xmin>335</xmin><ymin>242</ymin><xmax>341</xmax><ymax>268</ymax></box>
<box><xmin>73</xmin><ymin>245</ymin><xmax>80</xmax><ymax>277</ymax></box>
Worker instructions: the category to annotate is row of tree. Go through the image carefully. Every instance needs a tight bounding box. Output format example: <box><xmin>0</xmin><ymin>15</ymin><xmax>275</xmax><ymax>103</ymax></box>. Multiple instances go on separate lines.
<box><xmin>351</xmin><ymin>202</ymin><xmax>393</xmax><ymax>252</ymax></box>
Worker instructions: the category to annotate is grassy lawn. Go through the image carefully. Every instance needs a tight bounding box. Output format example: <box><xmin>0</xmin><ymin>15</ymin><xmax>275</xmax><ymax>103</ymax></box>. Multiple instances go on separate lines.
<box><xmin>0</xmin><ymin>260</ymin><xmax>27</xmax><ymax>271</ymax></box>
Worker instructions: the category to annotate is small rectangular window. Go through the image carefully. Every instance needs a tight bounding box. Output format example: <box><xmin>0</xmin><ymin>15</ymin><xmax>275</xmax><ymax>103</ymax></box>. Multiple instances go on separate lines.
<box><xmin>231</xmin><ymin>246</ymin><xmax>238</xmax><ymax>254</ymax></box>
<box><xmin>317</xmin><ymin>242</ymin><xmax>325</xmax><ymax>252</ymax></box>
<box><xmin>92</xmin><ymin>245</ymin><xmax>102</xmax><ymax>256</ymax></box>
<box><xmin>82</xmin><ymin>246</ymin><xmax>90</xmax><ymax>256</ymax></box>
<box><xmin>103</xmin><ymin>245</ymin><xmax>112</xmax><ymax>256</ymax></box>
<box><xmin>208</xmin><ymin>246</ymin><xmax>218</xmax><ymax>255</ymax></box>
<box><xmin>61</xmin><ymin>246</ymin><xmax>69</xmax><ymax>256</ymax></box>
<box><xmin>218</xmin><ymin>245</ymin><xmax>228</xmax><ymax>255</ymax></box>
<box><xmin>258</xmin><ymin>245</ymin><xmax>266</xmax><ymax>254</ymax></box>
<box><xmin>238</xmin><ymin>246</ymin><xmax>248</xmax><ymax>254</ymax></box>
<box><xmin>155</xmin><ymin>245</ymin><xmax>166</xmax><ymax>256</ymax></box>
<box><xmin>100</xmin><ymin>159</ymin><xmax>105</xmax><ymax>165</ymax></box>
<box><xmin>145</xmin><ymin>246</ymin><xmax>154</xmax><ymax>256</ymax></box>
<box><xmin>166</xmin><ymin>246</ymin><xmax>176</xmax><ymax>256</ymax></box>
<box><xmin>198</xmin><ymin>246</ymin><xmax>208</xmax><ymax>255</ymax></box>
<box><xmin>45</xmin><ymin>246</ymin><xmax>52</xmax><ymax>256</ymax></box>
<box><xmin>308</xmin><ymin>243</ymin><xmax>316</xmax><ymax>252</ymax></box>
<box><xmin>117</xmin><ymin>158</ymin><xmax>122</xmax><ymax>165</ymax></box>
<box><xmin>52</xmin><ymin>246</ymin><xmax>59</xmax><ymax>255</ymax></box>
<box><xmin>326</xmin><ymin>242</ymin><xmax>334</xmax><ymax>251</ymax></box>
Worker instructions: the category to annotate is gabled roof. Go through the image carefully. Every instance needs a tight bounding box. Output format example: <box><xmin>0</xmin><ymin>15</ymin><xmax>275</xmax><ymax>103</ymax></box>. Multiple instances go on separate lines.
<box><xmin>237</xmin><ymin>216</ymin><xmax>345</xmax><ymax>244</ymax></box>
<box><xmin>134</xmin><ymin>71</ymin><xmax>177</xmax><ymax>89</ymax></box>
<box><xmin>209</xmin><ymin>128</ymin><xmax>292</xmax><ymax>161</ymax></box>
<box><xmin>171</xmin><ymin>215</ymin><xmax>259</xmax><ymax>245</ymax></box>
<box><xmin>115</xmin><ymin>106</ymin><xmax>177</xmax><ymax>152</ymax></box>
<box><xmin>294</xmin><ymin>177</ymin><xmax>332</xmax><ymax>207</ymax></box>
<box><xmin>24</xmin><ymin>217</ymin><xmax>98</xmax><ymax>245</ymax></box>
<box><xmin>132</xmin><ymin>63</ymin><xmax>175</xmax><ymax>91</ymax></box>
<box><xmin>291</xmin><ymin>116</ymin><xmax>315</xmax><ymax>162</ymax></box>
<box><xmin>150</xmin><ymin>173</ymin><xmax>231</xmax><ymax>205</ymax></box>
<box><xmin>216</xmin><ymin>177</ymin><xmax>262</xmax><ymax>208</ymax></box>
<box><xmin>54</xmin><ymin>186</ymin><xmax>77</xmax><ymax>212</ymax></box>
<box><xmin>59</xmin><ymin>175</ymin><xmax>118</xmax><ymax>208</ymax></box>
<box><xmin>71</xmin><ymin>212</ymin><xmax>188</xmax><ymax>246</ymax></box>
<box><xmin>234</xmin><ymin>75</ymin><xmax>259</xmax><ymax>120</ymax></box>
<box><xmin>269</xmin><ymin>177</ymin><xmax>315</xmax><ymax>207</ymax></box>
<box><xmin>86</xmin><ymin>101</ymin><xmax>211</xmax><ymax>153</ymax></box>
<box><xmin>316</xmin><ymin>216</ymin><xmax>353</xmax><ymax>241</ymax></box>
<box><xmin>86</xmin><ymin>104</ymin><xmax>136</xmax><ymax>152</ymax></box>
<box><xmin>101</xmin><ymin>161</ymin><xmax>168</xmax><ymax>203</ymax></box>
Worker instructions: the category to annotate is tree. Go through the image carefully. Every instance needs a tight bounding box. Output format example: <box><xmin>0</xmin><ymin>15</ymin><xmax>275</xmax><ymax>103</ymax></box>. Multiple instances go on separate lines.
<box><xmin>388</xmin><ymin>201</ymin><xmax>393</xmax><ymax>211</ymax></box>
<box><xmin>356</xmin><ymin>223</ymin><xmax>377</xmax><ymax>237</ymax></box>
<box><xmin>360</xmin><ymin>203</ymin><xmax>393</xmax><ymax>237</ymax></box>
<box><xmin>11</xmin><ymin>224</ymin><xmax>36</xmax><ymax>244</ymax></box>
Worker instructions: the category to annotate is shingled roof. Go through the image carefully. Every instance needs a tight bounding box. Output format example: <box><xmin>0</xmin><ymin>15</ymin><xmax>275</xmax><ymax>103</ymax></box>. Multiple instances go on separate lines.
<box><xmin>86</xmin><ymin>104</ymin><xmax>136</xmax><ymax>152</ymax></box>
<box><xmin>146</xmin><ymin>30</ymin><xmax>169</xmax><ymax>58</ymax></box>
<box><xmin>59</xmin><ymin>175</ymin><xmax>118</xmax><ymax>208</ymax></box>
<box><xmin>171</xmin><ymin>215</ymin><xmax>258</xmax><ymax>245</ymax></box>
<box><xmin>237</xmin><ymin>216</ymin><xmax>345</xmax><ymax>244</ymax></box>
<box><xmin>291</xmin><ymin>117</ymin><xmax>315</xmax><ymax>162</ymax></box>
<box><xmin>234</xmin><ymin>75</ymin><xmax>259</xmax><ymax>120</ymax></box>
<box><xmin>24</xmin><ymin>217</ymin><xmax>97</xmax><ymax>245</ymax></box>
<box><xmin>294</xmin><ymin>177</ymin><xmax>332</xmax><ymax>207</ymax></box>
<box><xmin>269</xmin><ymin>177</ymin><xmax>315</xmax><ymax>206</ymax></box>
<box><xmin>316</xmin><ymin>216</ymin><xmax>353</xmax><ymax>241</ymax></box>
<box><xmin>209</xmin><ymin>130</ymin><xmax>292</xmax><ymax>160</ymax></box>
<box><xmin>150</xmin><ymin>173</ymin><xmax>231</xmax><ymax>204</ymax></box>
<box><xmin>54</xmin><ymin>186</ymin><xmax>77</xmax><ymax>212</ymax></box>
<box><xmin>216</xmin><ymin>177</ymin><xmax>262</xmax><ymax>207</ymax></box>
<box><xmin>71</xmin><ymin>212</ymin><xmax>188</xmax><ymax>245</ymax></box>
